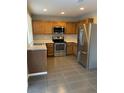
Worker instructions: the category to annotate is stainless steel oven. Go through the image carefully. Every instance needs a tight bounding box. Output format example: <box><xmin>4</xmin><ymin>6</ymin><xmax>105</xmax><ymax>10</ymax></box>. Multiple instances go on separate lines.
<box><xmin>54</xmin><ymin>42</ymin><xmax>66</xmax><ymax>56</ymax></box>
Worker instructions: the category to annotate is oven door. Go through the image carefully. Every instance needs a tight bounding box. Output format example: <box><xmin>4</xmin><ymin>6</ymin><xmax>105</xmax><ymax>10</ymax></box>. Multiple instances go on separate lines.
<box><xmin>54</xmin><ymin>43</ymin><xmax>66</xmax><ymax>56</ymax></box>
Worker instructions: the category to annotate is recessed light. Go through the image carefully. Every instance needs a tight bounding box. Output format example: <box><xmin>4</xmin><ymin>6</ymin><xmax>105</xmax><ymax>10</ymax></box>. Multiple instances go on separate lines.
<box><xmin>80</xmin><ymin>7</ymin><xmax>84</xmax><ymax>10</ymax></box>
<box><xmin>61</xmin><ymin>12</ymin><xmax>64</xmax><ymax>14</ymax></box>
<box><xmin>43</xmin><ymin>9</ymin><xmax>47</xmax><ymax>12</ymax></box>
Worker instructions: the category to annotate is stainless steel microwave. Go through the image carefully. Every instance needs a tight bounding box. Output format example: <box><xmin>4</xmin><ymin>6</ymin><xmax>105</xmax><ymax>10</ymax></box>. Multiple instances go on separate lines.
<box><xmin>53</xmin><ymin>26</ymin><xmax>65</xmax><ymax>33</ymax></box>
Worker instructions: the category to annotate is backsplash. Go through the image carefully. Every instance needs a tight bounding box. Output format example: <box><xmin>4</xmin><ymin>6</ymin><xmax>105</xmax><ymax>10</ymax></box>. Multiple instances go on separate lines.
<box><xmin>33</xmin><ymin>34</ymin><xmax>77</xmax><ymax>41</ymax></box>
<box><xmin>33</xmin><ymin>35</ymin><xmax>52</xmax><ymax>40</ymax></box>
<box><xmin>64</xmin><ymin>34</ymin><xmax>77</xmax><ymax>41</ymax></box>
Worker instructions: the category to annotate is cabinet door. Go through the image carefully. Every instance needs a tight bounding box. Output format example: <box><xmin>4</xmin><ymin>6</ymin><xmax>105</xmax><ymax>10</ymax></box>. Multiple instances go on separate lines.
<box><xmin>52</xmin><ymin>22</ymin><xmax>66</xmax><ymax>27</ymax></box>
<box><xmin>32</xmin><ymin>21</ymin><xmax>53</xmax><ymax>34</ymax></box>
<box><xmin>73</xmin><ymin>43</ymin><xmax>77</xmax><ymax>56</ymax></box>
<box><xmin>46</xmin><ymin>43</ymin><xmax>54</xmax><ymax>56</ymax></box>
<box><xmin>65</xmin><ymin>22</ymin><xmax>76</xmax><ymax>34</ymax></box>
<box><xmin>66</xmin><ymin>42</ymin><xmax>73</xmax><ymax>55</ymax></box>
<box><xmin>44</xmin><ymin>22</ymin><xmax>53</xmax><ymax>34</ymax></box>
<box><xmin>32</xmin><ymin>21</ymin><xmax>45</xmax><ymax>34</ymax></box>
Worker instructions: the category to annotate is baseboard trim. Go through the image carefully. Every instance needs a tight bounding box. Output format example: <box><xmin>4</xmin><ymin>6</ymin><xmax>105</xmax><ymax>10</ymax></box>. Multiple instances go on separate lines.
<box><xmin>28</xmin><ymin>72</ymin><xmax>47</xmax><ymax>77</ymax></box>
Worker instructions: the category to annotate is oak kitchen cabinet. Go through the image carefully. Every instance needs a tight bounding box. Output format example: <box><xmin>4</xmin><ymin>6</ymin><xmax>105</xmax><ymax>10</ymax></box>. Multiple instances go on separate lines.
<box><xmin>66</xmin><ymin>42</ymin><xmax>74</xmax><ymax>55</ymax></box>
<box><xmin>32</xmin><ymin>21</ymin><xmax>45</xmax><ymax>34</ymax></box>
<box><xmin>65</xmin><ymin>22</ymin><xmax>76</xmax><ymax>34</ymax></box>
<box><xmin>32</xmin><ymin>21</ymin><xmax>76</xmax><ymax>34</ymax></box>
<box><xmin>32</xmin><ymin>21</ymin><xmax>53</xmax><ymax>34</ymax></box>
<box><xmin>46</xmin><ymin>43</ymin><xmax>54</xmax><ymax>56</ymax></box>
<box><xmin>75</xmin><ymin>18</ymin><xmax>94</xmax><ymax>34</ymax></box>
<box><xmin>66</xmin><ymin>42</ymin><xmax>77</xmax><ymax>56</ymax></box>
<box><xmin>73</xmin><ymin>43</ymin><xmax>77</xmax><ymax>56</ymax></box>
<box><xmin>44</xmin><ymin>21</ymin><xmax>53</xmax><ymax>34</ymax></box>
<box><xmin>52</xmin><ymin>22</ymin><xmax>66</xmax><ymax>27</ymax></box>
<box><xmin>79</xmin><ymin>18</ymin><xmax>94</xmax><ymax>25</ymax></box>
<box><xmin>27</xmin><ymin>49</ymin><xmax>47</xmax><ymax>74</ymax></box>
<box><xmin>32</xmin><ymin>18</ymin><xmax>94</xmax><ymax>35</ymax></box>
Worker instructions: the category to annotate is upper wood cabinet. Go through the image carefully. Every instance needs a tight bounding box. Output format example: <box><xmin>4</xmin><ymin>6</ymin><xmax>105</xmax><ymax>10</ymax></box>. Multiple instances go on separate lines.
<box><xmin>75</xmin><ymin>18</ymin><xmax>94</xmax><ymax>34</ymax></box>
<box><xmin>80</xmin><ymin>18</ymin><xmax>94</xmax><ymax>24</ymax></box>
<box><xmin>52</xmin><ymin>22</ymin><xmax>66</xmax><ymax>27</ymax></box>
<box><xmin>44</xmin><ymin>22</ymin><xmax>53</xmax><ymax>34</ymax></box>
<box><xmin>32</xmin><ymin>21</ymin><xmax>45</xmax><ymax>34</ymax></box>
<box><xmin>32</xmin><ymin>18</ymin><xmax>94</xmax><ymax>35</ymax></box>
<box><xmin>65</xmin><ymin>22</ymin><xmax>76</xmax><ymax>34</ymax></box>
<box><xmin>32</xmin><ymin>21</ymin><xmax>67</xmax><ymax>34</ymax></box>
<box><xmin>32</xmin><ymin>21</ymin><xmax>53</xmax><ymax>34</ymax></box>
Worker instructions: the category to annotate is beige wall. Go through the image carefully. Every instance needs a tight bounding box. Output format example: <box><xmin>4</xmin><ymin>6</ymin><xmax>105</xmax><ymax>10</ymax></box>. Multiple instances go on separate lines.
<box><xmin>33</xmin><ymin>34</ymin><xmax>77</xmax><ymax>41</ymax></box>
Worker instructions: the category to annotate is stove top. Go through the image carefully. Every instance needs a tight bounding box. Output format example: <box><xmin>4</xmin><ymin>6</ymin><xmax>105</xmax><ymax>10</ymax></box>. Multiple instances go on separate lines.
<box><xmin>52</xmin><ymin>39</ymin><xmax>66</xmax><ymax>43</ymax></box>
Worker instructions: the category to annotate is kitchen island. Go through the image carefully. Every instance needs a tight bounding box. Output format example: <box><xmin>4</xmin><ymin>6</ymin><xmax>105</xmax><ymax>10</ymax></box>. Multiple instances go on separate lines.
<box><xmin>27</xmin><ymin>44</ymin><xmax>47</xmax><ymax>76</ymax></box>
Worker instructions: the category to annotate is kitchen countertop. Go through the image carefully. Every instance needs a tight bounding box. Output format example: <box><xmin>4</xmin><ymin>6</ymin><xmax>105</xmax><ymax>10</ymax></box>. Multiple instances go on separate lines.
<box><xmin>65</xmin><ymin>39</ymin><xmax>77</xmax><ymax>43</ymax></box>
<box><xmin>27</xmin><ymin>44</ymin><xmax>47</xmax><ymax>51</ymax></box>
<box><xmin>29</xmin><ymin>39</ymin><xmax>77</xmax><ymax>50</ymax></box>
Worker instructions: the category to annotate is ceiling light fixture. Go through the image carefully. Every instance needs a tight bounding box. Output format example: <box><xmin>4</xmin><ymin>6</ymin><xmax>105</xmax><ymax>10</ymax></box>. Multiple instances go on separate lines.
<box><xmin>80</xmin><ymin>7</ymin><xmax>84</xmax><ymax>10</ymax></box>
<box><xmin>61</xmin><ymin>12</ymin><xmax>64</xmax><ymax>14</ymax></box>
<box><xmin>43</xmin><ymin>9</ymin><xmax>47</xmax><ymax>12</ymax></box>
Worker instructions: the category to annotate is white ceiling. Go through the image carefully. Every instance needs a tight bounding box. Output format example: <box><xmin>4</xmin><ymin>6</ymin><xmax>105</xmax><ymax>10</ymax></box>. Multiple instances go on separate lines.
<box><xmin>28</xmin><ymin>0</ymin><xmax>97</xmax><ymax>17</ymax></box>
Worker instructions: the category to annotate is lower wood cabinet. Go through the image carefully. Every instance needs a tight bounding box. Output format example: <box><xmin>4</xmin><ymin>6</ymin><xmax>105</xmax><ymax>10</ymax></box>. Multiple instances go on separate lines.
<box><xmin>46</xmin><ymin>43</ymin><xmax>54</xmax><ymax>56</ymax></box>
<box><xmin>73</xmin><ymin>43</ymin><xmax>77</xmax><ymax>56</ymax></box>
<box><xmin>66</xmin><ymin>42</ymin><xmax>77</xmax><ymax>56</ymax></box>
<box><xmin>66</xmin><ymin>42</ymin><xmax>74</xmax><ymax>55</ymax></box>
<box><xmin>27</xmin><ymin>50</ymin><xmax>47</xmax><ymax>74</ymax></box>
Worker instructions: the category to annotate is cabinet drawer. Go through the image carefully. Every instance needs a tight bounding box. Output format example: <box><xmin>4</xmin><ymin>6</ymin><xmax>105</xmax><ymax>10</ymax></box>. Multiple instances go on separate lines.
<box><xmin>46</xmin><ymin>43</ymin><xmax>53</xmax><ymax>47</ymax></box>
<box><xmin>47</xmin><ymin>50</ymin><xmax>53</xmax><ymax>53</ymax></box>
<box><xmin>46</xmin><ymin>43</ymin><xmax>54</xmax><ymax>56</ymax></box>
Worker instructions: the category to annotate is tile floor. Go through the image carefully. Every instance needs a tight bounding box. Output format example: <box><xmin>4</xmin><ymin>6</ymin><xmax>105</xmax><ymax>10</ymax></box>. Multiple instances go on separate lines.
<box><xmin>28</xmin><ymin>56</ymin><xmax>97</xmax><ymax>93</ymax></box>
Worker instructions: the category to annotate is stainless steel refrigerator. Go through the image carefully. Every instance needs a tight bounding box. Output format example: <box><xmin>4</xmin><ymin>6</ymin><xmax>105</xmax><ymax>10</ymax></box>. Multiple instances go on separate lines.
<box><xmin>77</xmin><ymin>23</ymin><xmax>97</xmax><ymax>70</ymax></box>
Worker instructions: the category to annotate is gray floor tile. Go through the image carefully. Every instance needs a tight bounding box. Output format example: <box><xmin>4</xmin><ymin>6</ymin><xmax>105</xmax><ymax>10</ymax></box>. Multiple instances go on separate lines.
<box><xmin>69</xmin><ymin>86</ymin><xmax>97</xmax><ymax>93</ymax></box>
<box><xmin>28</xmin><ymin>56</ymin><xmax>97</xmax><ymax>93</ymax></box>
<box><xmin>64</xmin><ymin>74</ymin><xmax>87</xmax><ymax>84</ymax></box>
<box><xmin>67</xmin><ymin>80</ymin><xmax>91</xmax><ymax>90</ymax></box>
<box><xmin>63</xmin><ymin>70</ymin><xmax>79</xmax><ymax>76</ymax></box>
<box><xmin>47</xmin><ymin>84</ymin><xmax>70</xmax><ymax>93</ymax></box>
<box><xmin>88</xmin><ymin>78</ymin><xmax>97</xmax><ymax>89</ymax></box>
